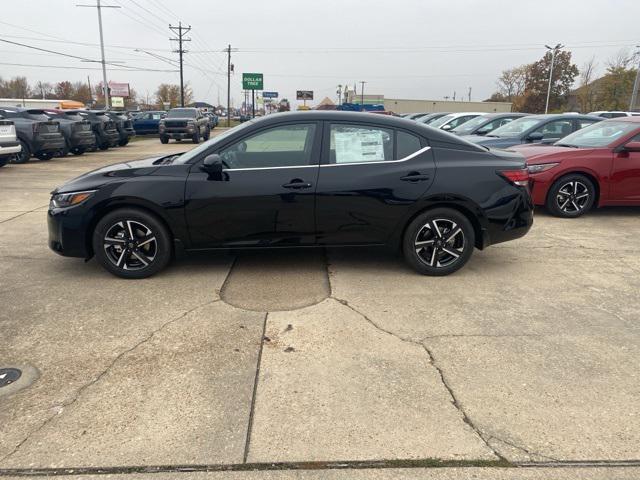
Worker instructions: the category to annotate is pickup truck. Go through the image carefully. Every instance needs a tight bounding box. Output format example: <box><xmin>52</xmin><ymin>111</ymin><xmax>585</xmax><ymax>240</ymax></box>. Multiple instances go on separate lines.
<box><xmin>159</xmin><ymin>107</ymin><xmax>210</xmax><ymax>144</ymax></box>
<box><xmin>0</xmin><ymin>107</ymin><xmax>65</xmax><ymax>163</ymax></box>
<box><xmin>132</xmin><ymin>111</ymin><xmax>166</xmax><ymax>135</ymax></box>
<box><xmin>42</xmin><ymin>110</ymin><xmax>95</xmax><ymax>156</ymax></box>
<box><xmin>0</xmin><ymin>119</ymin><xmax>21</xmax><ymax>167</ymax></box>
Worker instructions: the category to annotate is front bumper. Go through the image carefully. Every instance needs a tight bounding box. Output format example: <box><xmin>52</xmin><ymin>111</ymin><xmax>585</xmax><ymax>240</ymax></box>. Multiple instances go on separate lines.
<box><xmin>48</xmin><ymin>206</ymin><xmax>92</xmax><ymax>258</ymax></box>
<box><xmin>0</xmin><ymin>141</ymin><xmax>21</xmax><ymax>157</ymax></box>
<box><xmin>161</xmin><ymin>127</ymin><xmax>196</xmax><ymax>139</ymax></box>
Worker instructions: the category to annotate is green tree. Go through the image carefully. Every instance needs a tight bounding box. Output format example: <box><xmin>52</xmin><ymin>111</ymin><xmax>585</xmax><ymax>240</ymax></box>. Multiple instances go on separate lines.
<box><xmin>595</xmin><ymin>52</ymin><xmax>637</xmax><ymax>110</ymax></box>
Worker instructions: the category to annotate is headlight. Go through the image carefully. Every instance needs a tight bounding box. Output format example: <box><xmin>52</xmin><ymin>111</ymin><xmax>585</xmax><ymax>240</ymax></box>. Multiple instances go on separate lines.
<box><xmin>527</xmin><ymin>163</ymin><xmax>559</xmax><ymax>174</ymax></box>
<box><xmin>50</xmin><ymin>190</ymin><xmax>96</xmax><ymax>208</ymax></box>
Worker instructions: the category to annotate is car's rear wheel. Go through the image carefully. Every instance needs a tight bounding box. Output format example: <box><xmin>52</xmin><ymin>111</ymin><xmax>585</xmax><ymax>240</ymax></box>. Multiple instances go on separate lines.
<box><xmin>13</xmin><ymin>140</ymin><xmax>31</xmax><ymax>164</ymax></box>
<box><xmin>403</xmin><ymin>208</ymin><xmax>475</xmax><ymax>276</ymax></box>
<box><xmin>203</xmin><ymin>126</ymin><xmax>210</xmax><ymax>141</ymax></box>
<box><xmin>92</xmin><ymin>208</ymin><xmax>172</xmax><ymax>279</ymax></box>
<box><xmin>35</xmin><ymin>152</ymin><xmax>54</xmax><ymax>161</ymax></box>
<box><xmin>160</xmin><ymin>135</ymin><xmax>169</xmax><ymax>144</ymax></box>
<box><xmin>71</xmin><ymin>147</ymin><xmax>85</xmax><ymax>156</ymax></box>
<box><xmin>0</xmin><ymin>156</ymin><xmax>9</xmax><ymax>168</ymax></box>
<box><xmin>546</xmin><ymin>174</ymin><xmax>595</xmax><ymax>218</ymax></box>
<box><xmin>118</xmin><ymin>138</ymin><xmax>129</xmax><ymax>147</ymax></box>
<box><xmin>192</xmin><ymin>130</ymin><xmax>200</xmax><ymax>144</ymax></box>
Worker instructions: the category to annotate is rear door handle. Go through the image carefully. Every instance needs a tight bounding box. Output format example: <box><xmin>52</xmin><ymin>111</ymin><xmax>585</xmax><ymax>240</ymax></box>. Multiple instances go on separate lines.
<box><xmin>282</xmin><ymin>179</ymin><xmax>312</xmax><ymax>189</ymax></box>
<box><xmin>400</xmin><ymin>172</ymin><xmax>430</xmax><ymax>182</ymax></box>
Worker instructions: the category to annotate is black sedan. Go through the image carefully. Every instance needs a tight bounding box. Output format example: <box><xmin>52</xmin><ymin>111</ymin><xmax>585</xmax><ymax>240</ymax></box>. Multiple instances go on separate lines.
<box><xmin>48</xmin><ymin>112</ymin><xmax>533</xmax><ymax>278</ymax></box>
<box><xmin>462</xmin><ymin>114</ymin><xmax>602</xmax><ymax>148</ymax></box>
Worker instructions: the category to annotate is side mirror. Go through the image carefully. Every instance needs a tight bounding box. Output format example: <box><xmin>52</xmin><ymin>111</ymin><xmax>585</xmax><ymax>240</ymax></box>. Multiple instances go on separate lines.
<box><xmin>200</xmin><ymin>153</ymin><xmax>223</xmax><ymax>180</ymax></box>
<box><xmin>441</xmin><ymin>124</ymin><xmax>453</xmax><ymax>131</ymax></box>
<box><xmin>623</xmin><ymin>141</ymin><xmax>640</xmax><ymax>152</ymax></box>
<box><xmin>527</xmin><ymin>132</ymin><xmax>544</xmax><ymax>142</ymax></box>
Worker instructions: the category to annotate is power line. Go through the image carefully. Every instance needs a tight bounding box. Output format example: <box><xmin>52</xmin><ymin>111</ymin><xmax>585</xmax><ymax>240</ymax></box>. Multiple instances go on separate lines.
<box><xmin>0</xmin><ymin>61</ymin><xmax>177</xmax><ymax>72</ymax></box>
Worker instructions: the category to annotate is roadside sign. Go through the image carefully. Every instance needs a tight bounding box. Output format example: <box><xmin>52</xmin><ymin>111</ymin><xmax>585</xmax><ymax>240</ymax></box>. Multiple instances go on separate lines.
<box><xmin>111</xmin><ymin>96</ymin><xmax>124</xmax><ymax>108</ymax></box>
<box><xmin>108</xmin><ymin>82</ymin><xmax>130</xmax><ymax>97</ymax></box>
<box><xmin>162</xmin><ymin>101</ymin><xmax>170</xmax><ymax>110</ymax></box>
<box><xmin>263</xmin><ymin>91</ymin><xmax>278</xmax><ymax>98</ymax></box>
<box><xmin>242</xmin><ymin>73</ymin><xmax>263</xmax><ymax>90</ymax></box>
<box><xmin>296</xmin><ymin>90</ymin><xmax>313</xmax><ymax>100</ymax></box>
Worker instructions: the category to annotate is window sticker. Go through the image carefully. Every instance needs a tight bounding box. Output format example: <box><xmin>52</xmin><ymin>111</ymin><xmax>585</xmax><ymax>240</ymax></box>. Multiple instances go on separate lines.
<box><xmin>334</xmin><ymin>130</ymin><xmax>386</xmax><ymax>163</ymax></box>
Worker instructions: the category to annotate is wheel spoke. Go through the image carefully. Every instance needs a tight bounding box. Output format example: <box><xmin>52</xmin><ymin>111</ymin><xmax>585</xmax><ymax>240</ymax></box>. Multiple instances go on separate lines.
<box><xmin>446</xmin><ymin>227</ymin><xmax>461</xmax><ymax>243</ymax></box>
<box><xmin>104</xmin><ymin>237</ymin><xmax>126</xmax><ymax>246</ymax></box>
<box><xmin>429</xmin><ymin>247</ymin><xmax>438</xmax><ymax>266</ymax></box>
<box><xmin>115</xmin><ymin>249</ymin><xmax>126</xmax><ymax>267</ymax></box>
<box><xmin>137</xmin><ymin>234</ymin><xmax>156</xmax><ymax>248</ymax></box>
<box><xmin>126</xmin><ymin>221</ymin><xmax>135</xmax><ymax>240</ymax></box>
<box><xmin>573</xmin><ymin>182</ymin><xmax>579</xmax><ymax>194</ymax></box>
<box><xmin>415</xmin><ymin>239</ymin><xmax>434</xmax><ymax>247</ymax></box>
<box><xmin>131</xmin><ymin>251</ymin><xmax>149</xmax><ymax>266</ymax></box>
<box><xmin>431</xmin><ymin>220</ymin><xmax>443</xmax><ymax>238</ymax></box>
<box><xmin>559</xmin><ymin>198</ymin><xmax>570</xmax><ymax>210</ymax></box>
<box><xmin>575</xmin><ymin>193</ymin><xmax>589</xmax><ymax>200</ymax></box>
<box><xmin>442</xmin><ymin>247</ymin><xmax>461</xmax><ymax>258</ymax></box>
<box><xmin>571</xmin><ymin>200</ymin><xmax>581</xmax><ymax>211</ymax></box>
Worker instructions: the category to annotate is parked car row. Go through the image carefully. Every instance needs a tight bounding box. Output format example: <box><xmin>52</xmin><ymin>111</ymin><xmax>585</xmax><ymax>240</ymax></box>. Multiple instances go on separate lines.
<box><xmin>131</xmin><ymin>109</ymin><xmax>218</xmax><ymax>136</ymax></box>
<box><xmin>0</xmin><ymin>107</ymin><xmax>136</xmax><ymax>167</ymax></box>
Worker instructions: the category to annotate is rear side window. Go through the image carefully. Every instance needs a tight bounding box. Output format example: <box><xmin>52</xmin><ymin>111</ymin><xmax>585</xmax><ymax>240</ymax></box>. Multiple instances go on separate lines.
<box><xmin>577</xmin><ymin>119</ymin><xmax>599</xmax><ymax>129</ymax></box>
<box><xmin>396</xmin><ymin>131</ymin><xmax>422</xmax><ymax>158</ymax></box>
<box><xmin>329</xmin><ymin>124</ymin><xmax>393</xmax><ymax>164</ymax></box>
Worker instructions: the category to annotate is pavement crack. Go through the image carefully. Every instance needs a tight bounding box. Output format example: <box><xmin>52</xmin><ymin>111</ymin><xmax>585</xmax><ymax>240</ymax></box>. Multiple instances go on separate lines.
<box><xmin>0</xmin><ymin>205</ymin><xmax>48</xmax><ymax>224</ymax></box>
<box><xmin>330</xmin><ymin>296</ymin><xmax>503</xmax><ymax>461</ymax></box>
<box><xmin>243</xmin><ymin>311</ymin><xmax>268</xmax><ymax>463</ymax></box>
<box><xmin>488</xmin><ymin>434</ymin><xmax>559</xmax><ymax>462</ymax></box>
<box><xmin>421</xmin><ymin>333</ymin><xmax>545</xmax><ymax>341</ymax></box>
<box><xmin>0</xmin><ymin>299</ymin><xmax>219</xmax><ymax>464</ymax></box>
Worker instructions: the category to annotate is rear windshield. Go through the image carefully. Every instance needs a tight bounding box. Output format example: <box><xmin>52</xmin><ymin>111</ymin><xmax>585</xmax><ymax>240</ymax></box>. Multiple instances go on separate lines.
<box><xmin>62</xmin><ymin>114</ymin><xmax>85</xmax><ymax>122</ymax></box>
<box><xmin>489</xmin><ymin>117</ymin><xmax>543</xmax><ymax>137</ymax></box>
<box><xmin>167</xmin><ymin>108</ymin><xmax>196</xmax><ymax>118</ymax></box>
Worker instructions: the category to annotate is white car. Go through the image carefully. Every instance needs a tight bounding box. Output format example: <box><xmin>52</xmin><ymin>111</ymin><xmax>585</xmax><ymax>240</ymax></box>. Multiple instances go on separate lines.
<box><xmin>588</xmin><ymin>111</ymin><xmax>640</xmax><ymax>118</ymax></box>
<box><xmin>428</xmin><ymin>112</ymin><xmax>486</xmax><ymax>131</ymax></box>
<box><xmin>0</xmin><ymin>120</ymin><xmax>21</xmax><ymax>168</ymax></box>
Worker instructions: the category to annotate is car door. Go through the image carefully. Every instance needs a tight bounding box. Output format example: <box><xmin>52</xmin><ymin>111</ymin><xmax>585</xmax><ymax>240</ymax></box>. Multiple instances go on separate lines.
<box><xmin>184</xmin><ymin>121</ymin><xmax>321</xmax><ymax>248</ymax></box>
<box><xmin>529</xmin><ymin>118</ymin><xmax>575</xmax><ymax>144</ymax></box>
<box><xmin>611</xmin><ymin>134</ymin><xmax>640</xmax><ymax>203</ymax></box>
<box><xmin>315</xmin><ymin>122</ymin><xmax>435</xmax><ymax>245</ymax></box>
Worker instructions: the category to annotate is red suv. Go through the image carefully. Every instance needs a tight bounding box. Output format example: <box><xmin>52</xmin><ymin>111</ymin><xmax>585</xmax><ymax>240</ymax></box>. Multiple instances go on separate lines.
<box><xmin>511</xmin><ymin>117</ymin><xmax>640</xmax><ymax>217</ymax></box>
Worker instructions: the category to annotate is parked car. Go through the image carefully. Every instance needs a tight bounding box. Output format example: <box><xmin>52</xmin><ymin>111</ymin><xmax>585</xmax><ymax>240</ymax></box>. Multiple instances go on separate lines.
<box><xmin>132</xmin><ymin>111</ymin><xmax>166</xmax><ymax>135</ymax></box>
<box><xmin>0</xmin><ymin>107</ymin><xmax>65</xmax><ymax>163</ymax></box>
<box><xmin>588</xmin><ymin>111</ymin><xmax>640</xmax><ymax>118</ymax></box>
<box><xmin>158</xmin><ymin>107</ymin><xmax>210</xmax><ymax>144</ymax></box>
<box><xmin>69</xmin><ymin>110</ymin><xmax>120</xmax><ymax>150</ymax></box>
<box><xmin>0</xmin><ymin>119</ymin><xmax>21</xmax><ymax>168</ymax></box>
<box><xmin>48</xmin><ymin>111</ymin><xmax>533</xmax><ymax>279</ymax></box>
<box><xmin>96</xmin><ymin>111</ymin><xmax>135</xmax><ymax>146</ymax></box>
<box><xmin>511</xmin><ymin>117</ymin><xmax>640</xmax><ymax>217</ymax></box>
<box><xmin>404</xmin><ymin>112</ymin><xmax>432</xmax><ymax>120</ymax></box>
<box><xmin>451</xmin><ymin>113</ymin><xmax>530</xmax><ymax>136</ymax></box>
<box><xmin>464</xmin><ymin>114</ymin><xmax>603</xmax><ymax>148</ymax></box>
<box><xmin>204</xmin><ymin>112</ymin><xmax>219</xmax><ymax>129</ymax></box>
<box><xmin>42</xmin><ymin>110</ymin><xmax>95</xmax><ymax>156</ymax></box>
<box><xmin>415</xmin><ymin>112</ymin><xmax>451</xmax><ymax>125</ymax></box>
<box><xmin>428</xmin><ymin>112</ymin><xmax>486</xmax><ymax>131</ymax></box>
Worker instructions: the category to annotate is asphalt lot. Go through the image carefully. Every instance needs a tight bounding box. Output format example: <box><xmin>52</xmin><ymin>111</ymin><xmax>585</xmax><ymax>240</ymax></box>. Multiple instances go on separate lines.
<box><xmin>0</xmin><ymin>136</ymin><xmax>639</xmax><ymax>479</ymax></box>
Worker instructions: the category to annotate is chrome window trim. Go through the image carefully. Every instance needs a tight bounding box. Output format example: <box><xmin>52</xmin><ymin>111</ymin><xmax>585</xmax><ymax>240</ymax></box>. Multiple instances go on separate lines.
<box><xmin>222</xmin><ymin>165</ymin><xmax>317</xmax><ymax>172</ymax></box>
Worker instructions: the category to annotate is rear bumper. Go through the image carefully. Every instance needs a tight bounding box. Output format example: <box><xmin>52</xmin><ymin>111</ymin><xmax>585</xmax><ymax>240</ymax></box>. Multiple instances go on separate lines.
<box><xmin>0</xmin><ymin>141</ymin><xmax>21</xmax><ymax>157</ymax></box>
<box><xmin>70</xmin><ymin>132</ymin><xmax>96</xmax><ymax>149</ymax></box>
<box><xmin>33</xmin><ymin>135</ymin><xmax>65</xmax><ymax>153</ymax></box>
<box><xmin>483</xmin><ymin>188</ymin><xmax>534</xmax><ymax>247</ymax></box>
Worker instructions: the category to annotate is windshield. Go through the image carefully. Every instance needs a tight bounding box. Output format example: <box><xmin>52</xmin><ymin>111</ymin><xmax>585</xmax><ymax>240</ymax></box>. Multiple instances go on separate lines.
<box><xmin>167</xmin><ymin>108</ymin><xmax>196</xmax><ymax>118</ymax></box>
<box><xmin>489</xmin><ymin>117</ymin><xmax>542</xmax><ymax>137</ymax></box>
<box><xmin>429</xmin><ymin>114</ymin><xmax>456</xmax><ymax>128</ymax></box>
<box><xmin>452</xmin><ymin>115</ymin><xmax>489</xmax><ymax>134</ymax></box>
<box><xmin>556</xmin><ymin>121</ymin><xmax>638</xmax><ymax>148</ymax></box>
<box><xmin>175</xmin><ymin>120</ymin><xmax>258</xmax><ymax>164</ymax></box>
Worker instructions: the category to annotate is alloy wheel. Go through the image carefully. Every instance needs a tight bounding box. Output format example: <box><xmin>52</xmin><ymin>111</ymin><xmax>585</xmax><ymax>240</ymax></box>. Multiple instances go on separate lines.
<box><xmin>556</xmin><ymin>181</ymin><xmax>590</xmax><ymax>214</ymax></box>
<box><xmin>414</xmin><ymin>218</ymin><xmax>465</xmax><ymax>268</ymax></box>
<box><xmin>103</xmin><ymin>220</ymin><xmax>157</xmax><ymax>271</ymax></box>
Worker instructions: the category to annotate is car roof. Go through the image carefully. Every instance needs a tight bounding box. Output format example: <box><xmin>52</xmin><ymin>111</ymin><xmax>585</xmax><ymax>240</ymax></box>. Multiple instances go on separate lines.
<box><xmin>601</xmin><ymin>116</ymin><xmax>640</xmax><ymax>123</ymax></box>
<box><xmin>522</xmin><ymin>113</ymin><xmax>602</xmax><ymax>121</ymax></box>
<box><xmin>440</xmin><ymin>112</ymin><xmax>485</xmax><ymax>118</ymax></box>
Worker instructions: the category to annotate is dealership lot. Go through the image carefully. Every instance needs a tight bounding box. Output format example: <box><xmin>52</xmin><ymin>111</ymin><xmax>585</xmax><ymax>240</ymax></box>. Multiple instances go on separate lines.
<box><xmin>0</xmin><ymin>138</ymin><xmax>639</xmax><ymax>477</ymax></box>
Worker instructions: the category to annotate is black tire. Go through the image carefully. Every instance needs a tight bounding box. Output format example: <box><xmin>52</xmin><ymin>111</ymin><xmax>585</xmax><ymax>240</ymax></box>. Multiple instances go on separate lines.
<box><xmin>403</xmin><ymin>208</ymin><xmax>475</xmax><ymax>276</ymax></box>
<box><xmin>92</xmin><ymin>208</ymin><xmax>172</xmax><ymax>279</ymax></box>
<box><xmin>13</xmin><ymin>140</ymin><xmax>31</xmax><ymax>164</ymax></box>
<box><xmin>203</xmin><ymin>126</ymin><xmax>210</xmax><ymax>141</ymax></box>
<box><xmin>160</xmin><ymin>135</ymin><xmax>169</xmax><ymax>144</ymax></box>
<box><xmin>36</xmin><ymin>152</ymin><xmax>54</xmax><ymax>161</ymax></box>
<box><xmin>71</xmin><ymin>147</ymin><xmax>85</xmax><ymax>156</ymax></box>
<box><xmin>192</xmin><ymin>130</ymin><xmax>200</xmax><ymax>144</ymax></box>
<box><xmin>0</xmin><ymin>156</ymin><xmax>9</xmax><ymax>168</ymax></box>
<box><xmin>99</xmin><ymin>142</ymin><xmax>109</xmax><ymax>151</ymax></box>
<box><xmin>546</xmin><ymin>174</ymin><xmax>596</xmax><ymax>218</ymax></box>
<box><xmin>118</xmin><ymin>138</ymin><xmax>129</xmax><ymax>147</ymax></box>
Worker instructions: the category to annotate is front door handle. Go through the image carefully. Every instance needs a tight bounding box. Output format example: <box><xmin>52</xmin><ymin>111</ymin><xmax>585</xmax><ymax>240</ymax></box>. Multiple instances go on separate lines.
<box><xmin>282</xmin><ymin>179</ymin><xmax>312</xmax><ymax>189</ymax></box>
<box><xmin>400</xmin><ymin>172</ymin><xmax>430</xmax><ymax>182</ymax></box>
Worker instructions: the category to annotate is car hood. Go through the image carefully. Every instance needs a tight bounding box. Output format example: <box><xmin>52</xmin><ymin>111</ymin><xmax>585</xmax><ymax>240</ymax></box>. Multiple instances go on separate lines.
<box><xmin>508</xmin><ymin>145</ymin><xmax>599</xmax><ymax>164</ymax></box>
<box><xmin>464</xmin><ymin>135</ymin><xmax>523</xmax><ymax>148</ymax></box>
<box><xmin>54</xmin><ymin>155</ymin><xmax>169</xmax><ymax>193</ymax></box>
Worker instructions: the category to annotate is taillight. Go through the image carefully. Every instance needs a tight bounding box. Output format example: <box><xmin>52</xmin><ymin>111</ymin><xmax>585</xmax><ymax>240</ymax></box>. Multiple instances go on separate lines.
<box><xmin>498</xmin><ymin>168</ymin><xmax>529</xmax><ymax>187</ymax></box>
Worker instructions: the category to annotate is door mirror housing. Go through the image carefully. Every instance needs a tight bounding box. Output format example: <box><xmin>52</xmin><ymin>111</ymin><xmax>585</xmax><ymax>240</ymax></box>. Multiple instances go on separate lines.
<box><xmin>441</xmin><ymin>124</ymin><xmax>453</xmax><ymax>131</ymax></box>
<box><xmin>623</xmin><ymin>141</ymin><xmax>640</xmax><ymax>152</ymax></box>
<box><xmin>200</xmin><ymin>153</ymin><xmax>223</xmax><ymax>180</ymax></box>
<box><xmin>527</xmin><ymin>132</ymin><xmax>544</xmax><ymax>142</ymax></box>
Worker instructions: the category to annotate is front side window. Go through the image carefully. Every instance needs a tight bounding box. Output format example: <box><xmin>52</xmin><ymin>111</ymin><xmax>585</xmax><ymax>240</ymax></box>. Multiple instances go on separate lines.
<box><xmin>578</xmin><ymin>119</ymin><xmax>599</xmax><ymax>129</ymax></box>
<box><xmin>219</xmin><ymin>123</ymin><xmax>316</xmax><ymax>169</ymax></box>
<box><xmin>330</xmin><ymin>124</ymin><xmax>393</xmax><ymax>164</ymax></box>
<box><xmin>533</xmin><ymin>120</ymin><xmax>573</xmax><ymax>139</ymax></box>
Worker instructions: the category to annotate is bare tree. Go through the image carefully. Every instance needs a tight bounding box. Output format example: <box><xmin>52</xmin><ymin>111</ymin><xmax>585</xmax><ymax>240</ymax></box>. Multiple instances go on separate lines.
<box><xmin>577</xmin><ymin>56</ymin><xmax>597</xmax><ymax>113</ymax></box>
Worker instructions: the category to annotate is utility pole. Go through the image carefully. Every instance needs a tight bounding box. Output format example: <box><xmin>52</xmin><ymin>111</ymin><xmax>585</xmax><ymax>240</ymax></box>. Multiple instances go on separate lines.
<box><xmin>453</xmin><ymin>91</ymin><xmax>456</xmax><ymax>101</ymax></box>
<box><xmin>87</xmin><ymin>76</ymin><xmax>92</xmax><ymax>103</ymax></box>
<box><xmin>226</xmin><ymin>45</ymin><xmax>237</xmax><ymax>127</ymax></box>
<box><xmin>359</xmin><ymin>81</ymin><xmax>367</xmax><ymax>111</ymax></box>
<box><xmin>629</xmin><ymin>45</ymin><xmax>640</xmax><ymax>112</ymax></box>
<box><xmin>77</xmin><ymin>0</ymin><xmax>120</xmax><ymax>110</ymax></box>
<box><xmin>468</xmin><ymin>87</ymin><xmax>472</xmax><ymax>102</ymax></box>
<box><xmin>545</xmin><ymin>43</ymin><xmax>563</xmax><ymax>114</ymax></box>
<box><xmin>169</xmin><ymin>22</ymin><xmax>191</xmax><ymax>107</ymax></box>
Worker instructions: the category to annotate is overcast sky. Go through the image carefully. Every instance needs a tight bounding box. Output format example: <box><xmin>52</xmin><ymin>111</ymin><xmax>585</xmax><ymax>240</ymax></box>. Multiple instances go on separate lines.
<box><xmin>0</xmin><ymin>0</ymin><xmax>638</xmax><ymax>108</ymax></box>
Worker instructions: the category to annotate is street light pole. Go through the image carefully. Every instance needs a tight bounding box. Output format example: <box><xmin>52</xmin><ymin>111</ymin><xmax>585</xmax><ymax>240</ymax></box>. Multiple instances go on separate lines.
<box><xmin>545</xmin><ymin>43</ymin><xmax>563</xmax><ymax>114</ymax></box>
<box><xmin>629</xmin><ymin>45</ymin><xmax>640</xmax><ymax>112</ymax></box>
<box><xmin>359</xmin><ymin>81</ymin><xmax>367</xmax><ymax>111</ymax></box>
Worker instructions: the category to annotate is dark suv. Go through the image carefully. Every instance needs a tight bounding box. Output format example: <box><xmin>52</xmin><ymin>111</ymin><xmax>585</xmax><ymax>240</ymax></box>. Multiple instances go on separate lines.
<box><xmin>0</xmin><ymin>107</ymin><xmax>66</xmax><ymax>163</ymax></box>
<box><xmin>42</xmin><ymin>110</ymin><xmax>95</xmax><ymax>156</ymax></box>
<box><xmin>0</xmin><ymin>119</ymin><xmax>21</xmax><ymax>167</ymax></box>
<box><xmin>98</xmin><ymin>111</ymin><xmax>135</xmax><ymax>146</ymax></box>
<box><xmin>70</xmin><ymin>110</ymin><xmax>120</xmax><ymax>150</ymax></box>
<box><xmin>159</xmin><ymin>107</ymin><xmax>210</xmax><ymax>144</ymax></box>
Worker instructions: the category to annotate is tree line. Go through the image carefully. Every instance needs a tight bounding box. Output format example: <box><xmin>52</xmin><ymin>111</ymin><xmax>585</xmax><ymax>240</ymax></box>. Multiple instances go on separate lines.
<box><xmin>487</xmin><ymin>48</ymin><xmax>638</xmax><ymax>113</ymax></box>
<box><xmin>0</xmin><ymin>76</ymin><xmax>194</xmax><ymax>109</ymax></box>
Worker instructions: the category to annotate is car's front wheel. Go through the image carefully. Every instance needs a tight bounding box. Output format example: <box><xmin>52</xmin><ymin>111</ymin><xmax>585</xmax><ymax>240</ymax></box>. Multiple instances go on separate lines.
<box><xmin>546</xmin><ymin>174</ymin><xmax>595</xmax><ymax>218</ymax></box>
<box><xmin>403</xmin><ymin>208</ymin><xmax>475</xmax><ymax>276</ymax></box>
<box><xmin>160</xmin><ymin>135</ymin><xmax>169</xmax><ymax>144</ymax></box>
<box><xmin>36</xmin><ymin>151</ymin><xmax>54</xmax><ymax>161</ymax></box>
<box><xmin>13</xmin><ymin>140</ymin><xmax>31</xmax><ymax>164</ymax></box>
<box><xmin>192</xmin><ymin>130</ymin><xmax>200</xmax><ymax>144</ymax></box>
<box><xmin>92</xmin><ymin>208</ymin><xmax>172</xmax><ymax>279</ymax></box>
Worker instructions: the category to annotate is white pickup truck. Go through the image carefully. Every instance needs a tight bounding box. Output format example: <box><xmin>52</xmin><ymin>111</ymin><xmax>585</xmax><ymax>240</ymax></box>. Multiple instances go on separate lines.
<box><xmin>0</xmin><ymin>119</ymin><xmax>21</xmax><ymax>167</ymax></box>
